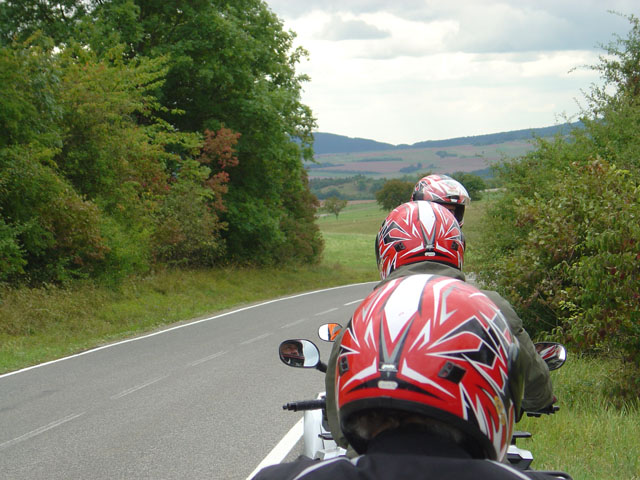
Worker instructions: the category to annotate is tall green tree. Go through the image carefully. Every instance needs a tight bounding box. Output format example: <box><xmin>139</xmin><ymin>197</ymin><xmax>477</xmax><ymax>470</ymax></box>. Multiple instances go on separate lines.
<box><xmin>0</xmin><ymin>1</ymin><xmax>88</xmax><ymax>46</ymax></box>
<box><xmin>0</xmin><ymin>43</ymin><xmax>109</xmax><ymax>283</ymax></box>
<box><xmin>84</xmin><ymin>0</ymin><xmax>320</xmax><ymax>264</ymax></box>
<box><xmin>1</xmin><ymin>0</ymin><xmax>322</xmax><ymax>272</ymax></box>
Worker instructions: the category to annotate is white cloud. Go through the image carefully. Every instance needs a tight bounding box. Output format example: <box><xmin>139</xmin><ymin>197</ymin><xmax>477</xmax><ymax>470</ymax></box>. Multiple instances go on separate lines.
<box><xmin>318</xmin><ymin>15</ymin><xmax>390</xmax><ymax>41</ymax></box>
<box><xmin>265</xmin><ymin>1</ymin><xmax>637</xmax><ymax>144</ymax></box>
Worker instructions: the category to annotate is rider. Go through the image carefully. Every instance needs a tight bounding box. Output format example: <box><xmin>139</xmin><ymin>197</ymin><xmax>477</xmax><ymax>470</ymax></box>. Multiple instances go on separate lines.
<box><xmin>279</xmin><ymin>340</ymin><xmax>305</xmax><ymax>367</ymax></box>
<box><xmin>255</xmin><ymin>275</ymin><xmax>563</xmax><ymax>479</ymax></box>
<box><xmin>325</xmin><ymin>201</ymin><xmax>554</xmax><ymax>451</ymax></box>
<box><xmin>411</xmin><ymin>173</ymin><xmax>470</xmax><ymax>226</ymax></box>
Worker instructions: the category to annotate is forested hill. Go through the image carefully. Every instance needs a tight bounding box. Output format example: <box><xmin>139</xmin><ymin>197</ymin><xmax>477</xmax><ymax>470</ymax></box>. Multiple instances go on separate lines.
<box><xmin>312</xmin><ymin>122</ymin><xmax>582</xmax><ymax>155</ymax></box>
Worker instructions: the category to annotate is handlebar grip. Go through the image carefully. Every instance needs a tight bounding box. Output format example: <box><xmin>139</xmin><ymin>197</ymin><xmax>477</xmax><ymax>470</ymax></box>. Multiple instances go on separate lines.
<box><xmin>282</xmin><ymin>399</ymin><xmax>326</xmax><ymax>412</ymax></box>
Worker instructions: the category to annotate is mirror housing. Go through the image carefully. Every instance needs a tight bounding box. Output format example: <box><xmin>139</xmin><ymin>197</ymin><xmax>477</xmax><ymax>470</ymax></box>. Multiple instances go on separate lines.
<box><xmin>317</xmin><ymin>323</ymin><xmax>342</xmax><ymax>342</ymax></box>
<box><xmin>534</xmin><ymin>342</ymin><xmax>567</xmax><ymax>371</ymax></box>
<box><xmin>279</xmin><ymin>339</ymin><xmax>321</xmax><ymax>368</ymax></box>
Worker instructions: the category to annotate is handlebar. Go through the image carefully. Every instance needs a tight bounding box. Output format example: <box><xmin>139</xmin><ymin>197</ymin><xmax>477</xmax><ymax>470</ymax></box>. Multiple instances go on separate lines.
<box><xmin>282</xmin><ymin>398</ymin><xmax>326</xmax><ymax>412</ymax></box>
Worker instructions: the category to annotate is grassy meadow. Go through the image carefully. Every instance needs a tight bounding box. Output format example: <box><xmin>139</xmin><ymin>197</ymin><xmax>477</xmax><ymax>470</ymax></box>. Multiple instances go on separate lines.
<box><xmin>1</xmin><ymin>198</ymin><xmax>638</xmax><ymax>478</ymax></box>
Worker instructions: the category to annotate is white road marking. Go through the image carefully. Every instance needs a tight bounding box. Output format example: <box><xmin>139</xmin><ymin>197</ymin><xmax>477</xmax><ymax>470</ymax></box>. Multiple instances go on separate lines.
<box><xmin>0</xmin><ymin>281</ymin><xmax>377</xmax><ymax>380</ymax></box>
<box><xmin>240</xmin><ymin>333</ymin><xmax>273</xmax><ymax>345</ymax></box>
<box><xmin>110</xmin><ymin>375</ymin><xmax>167</xmax><ymax>400</ymax></box>
<box><xmin>344</xmin><ymin>298</ymin><xmax>364</xmax><ymax>306</ymax></box>
<box><xmin>0</xmin><ymin>413</ymin><xmax>85</xmax><ymax>451</ymax></box>
<box><xmin>245</xmin><ymin>418</ymin><xmax>304</xmax><ymax>479</ymax></box>
<box><xmin>189</xmin><ymin>350</ymin><xmax>227</xmax><ymax>367</ymax></box>
<box><xmin>315</xmin><ymin>307</ymin><xmax>338</xmax><ymax>316</ymax></box>
<box><xmin>280</xmin><ymin>318</ymin><xmax>308</xmax><ymax>328</ymax></box>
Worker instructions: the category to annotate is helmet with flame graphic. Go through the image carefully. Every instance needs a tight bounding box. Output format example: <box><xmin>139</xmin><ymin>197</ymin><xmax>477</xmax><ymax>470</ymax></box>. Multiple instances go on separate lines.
<box><xmin>411</xmin><ymin>174</ymin><xmax>470</xmax><ymax>226</ymax></box>
<box><xmin>375</xmin><ymin>201</ymin><xmax>464</xmax><ymax>280</ymax></box>
<box><xmin>336</xmin><ymin>274</ymin><xmax>523</xmax><ymax>460</ymax></box>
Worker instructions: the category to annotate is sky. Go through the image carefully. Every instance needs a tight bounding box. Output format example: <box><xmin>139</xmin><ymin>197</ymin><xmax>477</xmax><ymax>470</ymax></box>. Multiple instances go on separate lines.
<box><xmin>263</xmin><ymin>1</ymin><xmax>638</xmax><ymax>145</ymax></box>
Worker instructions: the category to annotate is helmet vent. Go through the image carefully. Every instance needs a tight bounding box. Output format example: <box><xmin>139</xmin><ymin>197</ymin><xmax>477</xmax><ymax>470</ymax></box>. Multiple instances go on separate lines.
<box><xmin>339</xmin><ymin>356</ymin><xmax>349</xmax><ymax>374</ymax></box>
<box><xmin>438</xmin><ymin>361</ymin><xmax>466</xmax><ymax>384</ymax></box>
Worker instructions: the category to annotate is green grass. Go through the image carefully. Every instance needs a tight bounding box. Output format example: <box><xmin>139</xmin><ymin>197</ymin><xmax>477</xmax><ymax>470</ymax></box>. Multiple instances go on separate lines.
<box><xmin>516</xmin><ymin>355</ymin><xmax>640</xmax><ymax>479</ymax></box>
<box><xmin>1</xmin><ymin>198</ymin><xmax>638</xmax><ymax>479</ymax></box>
<box><xmin>317</xmin><ymin>200</ymin><xmax>386</xmax><ymax>235</ymax></box>
<box><xmin>318</xmin><ymin>201</ymin><xmax>384</xmax><ymax>277</ymax></box>
<box><xmin>459</xmin><ymin>195</ymin><xmax>489</xmax><ymax>273</ymax></box>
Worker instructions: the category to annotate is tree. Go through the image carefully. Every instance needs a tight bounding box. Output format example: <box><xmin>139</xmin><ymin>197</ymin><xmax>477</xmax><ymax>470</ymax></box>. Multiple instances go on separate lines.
<box><xmin>322</xmin><ymin>197</ymin><xmax>347</xmax><ymax>219</ymax></box>
<box><xmin>83</xmin><ymin>0</ymin><xmax>320</xmax><ymax>264</ymax></box>
<box><xmin>0</xmin><ymin>42</ymin><xmax>110</xmax><ymax>283</ymax></box>
<box><xmin>375</xmin><ymin>179</ymin><xmax>413</xmax><ymax>211</ymax></box>
<box><xmin>0</xmin><ymin>1</ymin><xmax>88</xmax><ymax>46</ymax></box>
<box><xmin>0</xmin><ymin>0</ymin><xmax>323</xmax><ymax>280</ymax></box>
<box><xmin>450</xmin><ymin>172</ymin><xmax>487</xmax><ymax>201</ymax></box>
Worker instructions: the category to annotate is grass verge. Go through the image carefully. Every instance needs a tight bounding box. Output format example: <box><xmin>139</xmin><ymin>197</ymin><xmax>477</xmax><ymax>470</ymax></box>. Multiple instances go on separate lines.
<box><xmin>517</xmin><ymin>354</ymin><xmax>640</xmax><ymax>479</ymax></box>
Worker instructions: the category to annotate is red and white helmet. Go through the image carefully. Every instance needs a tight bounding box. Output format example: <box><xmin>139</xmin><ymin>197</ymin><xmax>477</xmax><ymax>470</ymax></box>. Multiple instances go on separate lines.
<box><xmin>375</xmin><ymin>201</ymin><xmax>463</xmax><ymax>279</ymax></box>
<box><xmin>411</xmin><ymin>174</ymin><xmax>470</xmax><ymax>225</ymax></box>
<box><xmin>336</xmin><ymin>274</ymin><xmax>523</xmax><ymax>460</ymax></box>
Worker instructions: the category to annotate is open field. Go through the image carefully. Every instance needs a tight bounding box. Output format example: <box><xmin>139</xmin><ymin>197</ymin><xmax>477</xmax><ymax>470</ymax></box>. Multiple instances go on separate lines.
<box><xmin>306</xmin><ymin>140</ymin><xmax>534</xmax><ymax>178</ymax></box>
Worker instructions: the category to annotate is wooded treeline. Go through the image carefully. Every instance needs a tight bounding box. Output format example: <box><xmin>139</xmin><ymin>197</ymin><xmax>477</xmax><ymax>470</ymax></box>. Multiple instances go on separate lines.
<box><xmin>474</xmin><ymin>13</ymin><xmax>640</xmax><ymax>392</ymax></box>
<box><xmin>0</xmin><ymin>0</ymin><xmax>322</xmax><ymax>285</ymax></box>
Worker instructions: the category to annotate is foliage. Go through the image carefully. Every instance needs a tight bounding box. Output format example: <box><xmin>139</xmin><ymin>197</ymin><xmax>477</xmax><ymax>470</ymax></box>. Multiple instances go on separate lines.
<box><xmin>0</xmin><ymin>43</ymin><xmax>110</xmax><ymax>283</ymax></box>
<box><xmin>80</xmin><ymin>0</ymin><xmax>320</xmax><ymax>265</ymax></box>
<box><xmin>450</xmin><ymin>171</ymin><xmax>487</xmax><ymax>201</ymax></box>
<box><xmin>1</xmin><ymin>147</ymin><xmax>109</xmax><ymax>283</ymax></box>
<box><xmin>0</xmin><ymin>0</ymin><xmax>322</xmax><ymax>284</ymax></box>
<box><xmin>0</xmin><ymin>1</ymin><xmax>88</xmax><ymax>46</ymax></box>
<box><xmin>473</xmin><ymin>14</ymin><xmax>640</xmax><ymax>390</ymax></box>
<box><xmin>375</xmin><ymin>179</ymin><xmax>413</xmax><ymax>211</ymax></box>
<box><xmin>152</xmin><ymin>159</ymin><xmax>226</xmax><ymax>266</ymax></box>
<box><xmin>322</xmin><ymin>197</ymin><xmax>348</xmax><ymax>219</ymax></box>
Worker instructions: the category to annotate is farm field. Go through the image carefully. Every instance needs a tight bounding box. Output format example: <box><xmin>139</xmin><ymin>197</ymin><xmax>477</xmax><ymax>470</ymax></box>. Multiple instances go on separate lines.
<box><xmin>306</xmin><ymin>140</ymin><xmax>535</xmax><ymax>178</ymax></box>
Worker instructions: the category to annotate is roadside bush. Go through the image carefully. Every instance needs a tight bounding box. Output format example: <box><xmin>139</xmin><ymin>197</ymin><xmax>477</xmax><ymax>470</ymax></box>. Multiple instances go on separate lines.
<box><xmin>1</xmin><ymin>149</ymin><xmax>108</xmax><ymax>283</ymax></box>
<box><xmin>0</xmin><ymin>218</ymin><xmax>26</xmax><ymax>281</ymax></box>
<box><xmin>559</xmin><ymin>162</ymin><xmax>640</xmax><ymax>363</ymax></box>
<box><xmin>152</xmin><ymin>159</ymin><xmax>226</xmax><ymax>267</ymax></box>
<box><xmin>476</xmin><ymin>154</ymin><xmax>640</xmax><ymax>393</ymax></box>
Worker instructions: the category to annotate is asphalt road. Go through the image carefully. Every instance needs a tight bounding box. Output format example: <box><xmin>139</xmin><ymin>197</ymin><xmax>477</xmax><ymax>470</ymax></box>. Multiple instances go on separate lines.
<box><xmin>0</xmin><ymin>281</ymin><xmax>377</xmax><ymax>479</ymax></box>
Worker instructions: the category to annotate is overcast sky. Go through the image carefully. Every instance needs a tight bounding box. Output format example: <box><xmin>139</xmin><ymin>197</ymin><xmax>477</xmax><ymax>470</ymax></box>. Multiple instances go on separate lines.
<box><xmin>263</xmin><ymin>1</ymin><xmax>637</xmax><ymax>145</ymax></box>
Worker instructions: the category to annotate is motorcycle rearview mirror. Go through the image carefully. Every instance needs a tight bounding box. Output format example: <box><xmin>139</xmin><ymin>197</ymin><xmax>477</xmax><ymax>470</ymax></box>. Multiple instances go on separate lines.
<box><xmin>534</xmin><ymin>342</ymin><xmax>567</xmax><ymax>371</ymax></box>
<box><xmin>279</xmin><ymin>339</ymin><xmax>322</xmax><ymax>369</ymax></box>
<box><xmin>318</xmin><ymin>323</ymin><xmax>342</xmax><ymax>342</ymax></box>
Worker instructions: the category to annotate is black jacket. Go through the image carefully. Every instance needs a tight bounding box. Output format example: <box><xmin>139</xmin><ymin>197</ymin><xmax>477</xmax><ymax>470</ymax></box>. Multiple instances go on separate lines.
<box><xmin>253</xmin><ymin>429</ymin><xmax>563</xmax><ymax>480</ymax></box>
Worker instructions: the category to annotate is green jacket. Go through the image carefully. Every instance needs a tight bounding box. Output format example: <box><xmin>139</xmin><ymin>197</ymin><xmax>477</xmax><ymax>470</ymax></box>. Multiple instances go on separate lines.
<box><xmin>324</xmin><ymin>262</ymin><xmax>554</xmax><ymax>449</ymax></box>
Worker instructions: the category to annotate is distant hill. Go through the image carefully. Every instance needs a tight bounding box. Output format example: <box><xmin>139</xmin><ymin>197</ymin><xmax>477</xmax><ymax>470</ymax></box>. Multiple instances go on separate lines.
<box><xmin>312</xmin><ymin>122</ymin><xmax>582</xmax><ymax>155</ymax></box>
<box><xmin>312</xmin><ymin>132</ymin><xmax>395</xmax><ymax>154</ymax></box>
